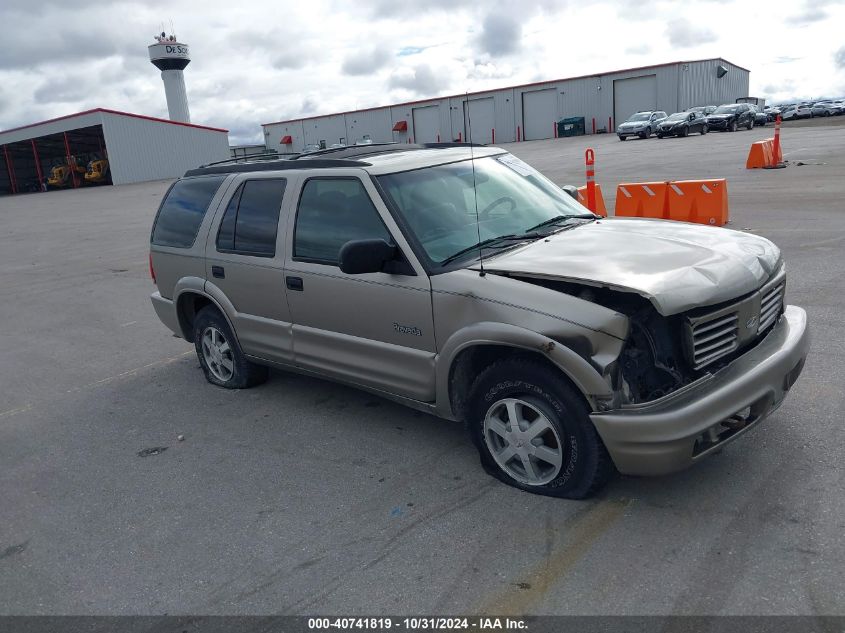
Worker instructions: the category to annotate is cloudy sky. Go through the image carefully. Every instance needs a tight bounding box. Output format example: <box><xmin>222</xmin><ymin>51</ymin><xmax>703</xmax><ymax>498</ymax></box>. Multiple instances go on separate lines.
<box><xmin>2</xmin><ymin>0</ymin><xmax>844</xmax><ymax>144</ymax></box>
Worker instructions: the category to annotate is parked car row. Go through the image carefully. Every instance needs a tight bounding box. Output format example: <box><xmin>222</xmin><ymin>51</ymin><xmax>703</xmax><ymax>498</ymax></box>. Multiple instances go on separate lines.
<box><xmin>618</xmin><ymin>103</ymin><xmax>762</xmax><ymax>140</ymax></box>
<box><xmin>769</xmin><ymin>99</ymin><xmax>845</xmax><ymax>120</ymax></box>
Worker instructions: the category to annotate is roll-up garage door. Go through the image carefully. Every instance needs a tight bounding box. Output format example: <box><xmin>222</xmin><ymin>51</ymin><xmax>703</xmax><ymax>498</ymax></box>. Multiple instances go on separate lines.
<box><xmin>462</xmin><ymin>98</ymin><xmax>494</xmax><ymax>144</ymax></box>
<box><xmin>522</xmin><ymin>88</ymin><xmax>557</xmax><ymax>141</ymax></box>
<box><xmin>613</xmin><ymin>75</ymin><xmax>657</xmax><ymax>127</ymax></box>
<box><xmin>412</xmin><ymin>106</ymin><xmax>440</xmax><ymax>143</ymax></box>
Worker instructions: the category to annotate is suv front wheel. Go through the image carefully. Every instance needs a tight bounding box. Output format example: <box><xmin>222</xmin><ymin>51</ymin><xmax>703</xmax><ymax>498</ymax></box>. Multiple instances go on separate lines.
<box><xmin>467</xmin><ymin>357</ymin><xmax>614</xmax><ymax>498</ymax></box>
<box><xmin>193</xmin><ymin>306</ymin><xmax>269</xmax><ymax>389</ymax></box>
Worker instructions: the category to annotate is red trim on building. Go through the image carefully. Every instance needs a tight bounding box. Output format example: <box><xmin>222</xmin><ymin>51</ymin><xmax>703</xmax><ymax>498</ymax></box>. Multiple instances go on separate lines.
<box><xmin>280</xmin><ymin>135</ymin><xmax>293</xmax><ymax>144</ymax></box>
<box><xmin>261</xmin><ymin>58</ymin><xmax>750</xmax><ymax>127</ymax></box>
<box><xmin>3</xmin><ymin>145</ymin><xmax>18</xmax><ymax>194</ymax></box>
<box><xmin>31</xmin><ymin>139</ymin><xmax>44</xmax><ymax>186</ymax></box>
<box><xmin>392</xmin><ymin>120</ymin><xmax>408</xmax><ymax>132</ymax></box>
<box><xmin>64</xmin><ymin>131</ymin><xmax>79</xmax><ymax>189</ymax></box>
<box><xmin>1</xmin><ymin>107</ymin><xmax>228</xmax><ymax>136</ymax></box>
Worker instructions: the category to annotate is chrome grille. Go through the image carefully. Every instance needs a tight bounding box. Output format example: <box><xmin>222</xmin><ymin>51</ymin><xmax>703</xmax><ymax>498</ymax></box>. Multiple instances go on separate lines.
<box><xmin>685</xmin><ymin>270</ymin><xmax>786</xmax><ymax>371</ymax></box>
<box><xmin>689</xmin><ymin>313</ymin><xmax>739</xmax><ymax>369</ymax></box>
<box><xmin>759</xmin><ymin>281</ymin><xmax>785</xmax><ymax>333</ymax></box>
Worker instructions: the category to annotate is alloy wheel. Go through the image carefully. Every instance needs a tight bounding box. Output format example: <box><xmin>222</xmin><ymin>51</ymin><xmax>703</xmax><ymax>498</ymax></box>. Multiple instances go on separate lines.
<box><xmin>483</xmin><ymin>398</ymin><xmax>565</xmax><ymax>486</ymax></box>
<box><xmin>201</xmin><ymin>326</ymin><xmax>234</xmax><ymax>382</ymax></box>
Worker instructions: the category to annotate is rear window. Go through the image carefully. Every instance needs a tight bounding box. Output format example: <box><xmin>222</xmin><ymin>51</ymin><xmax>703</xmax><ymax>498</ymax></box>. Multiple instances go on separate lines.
<box><xmin>151</xmin><ymin>176</ymin><xmax>226</xmax><ymax>248</ymax></box>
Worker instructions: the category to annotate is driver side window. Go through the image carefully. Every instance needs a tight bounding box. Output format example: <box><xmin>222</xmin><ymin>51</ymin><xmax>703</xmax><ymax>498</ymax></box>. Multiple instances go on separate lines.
<box><xmin>294</xmin><ymin>177</ymin><xmax>392</xmax><ymax>265</ymax></box>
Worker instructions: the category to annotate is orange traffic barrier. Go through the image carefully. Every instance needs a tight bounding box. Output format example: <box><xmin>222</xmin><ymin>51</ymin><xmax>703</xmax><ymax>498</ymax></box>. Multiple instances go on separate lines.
<box><xmin>576</xmin><ymin>183</ymin><xmax>607</xmax><ymax>216</ymax></box>
<box><xmin>614</xmin><ymin>182</ymin><xmax>670</xmax><ymax>218</ymax></box>
<box><xmin>614</xmin><ymin>179</ymin><xmax>729</xmax><ymax>226</ymax></box>
<box><xmin>747</xmin><ymin>134</ymin><xmax>784</xmax><ymax>169</ymax></box>
<box><xmin>666</xmin><ymin>179</ymin><xmax>729</xmax><ymax>226</ymax></box>
<box><xmin>746</xmin><ymin>140</ymin><xmax>774</xmax><ymax>169</ymax></box>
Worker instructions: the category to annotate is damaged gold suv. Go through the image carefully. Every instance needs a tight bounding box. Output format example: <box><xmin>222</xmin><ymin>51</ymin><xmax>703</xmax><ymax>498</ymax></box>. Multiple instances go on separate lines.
<box><xmin>149</xmin><ymin>143</ymin><xmax>809</xmax><ymax>498</ymax></box>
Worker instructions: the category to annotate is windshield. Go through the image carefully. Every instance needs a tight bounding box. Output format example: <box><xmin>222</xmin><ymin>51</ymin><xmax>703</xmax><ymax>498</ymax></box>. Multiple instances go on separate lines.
<box><xmin>666</xmin><ymin>113</ymin><xmax>687</xmax><ymax>121</ymax></box>
<box><xmin>626</xmin><ymin>113</ymin><xmax>651</xmax><ymax>122</ymax></box>
<box><xmin>713</xmin><ymin>105</ymin><xmax>740</xmax><ymax>114</ymax></box>
<box><xmin>377</xmin><ymin>154</ymin><xmax>592</xmax><ymax>265</ymax></box>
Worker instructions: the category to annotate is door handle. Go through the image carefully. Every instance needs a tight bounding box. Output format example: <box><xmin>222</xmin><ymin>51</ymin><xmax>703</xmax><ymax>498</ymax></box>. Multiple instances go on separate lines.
<box><xmin>212</xmin><ymin>265</ymin><xmax>225</xmax><ymax>279</ymax></box>
<box><xmin>286</xmin><ymin>276</ymin><xmax>303</xmax><ymax>291</ymax></box>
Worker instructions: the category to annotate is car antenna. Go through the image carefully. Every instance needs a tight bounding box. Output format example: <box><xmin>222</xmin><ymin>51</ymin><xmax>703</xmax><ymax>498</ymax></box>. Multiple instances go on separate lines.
<box><xmin>466</xmin><ymin>92</ymin><xmax>485</xmax><ymax>277</ymax></box>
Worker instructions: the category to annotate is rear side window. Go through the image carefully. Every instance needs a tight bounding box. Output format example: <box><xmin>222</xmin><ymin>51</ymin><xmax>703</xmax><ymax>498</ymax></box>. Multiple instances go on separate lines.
<box><xmin>152</xmin><ymin>176</ymin><xmax>226</xmax><ymax>248</ymax></box>
<box><xmin>216</xmin><ymin>179</ymin><xmax>286</xmax><ymax>257</ymax></box>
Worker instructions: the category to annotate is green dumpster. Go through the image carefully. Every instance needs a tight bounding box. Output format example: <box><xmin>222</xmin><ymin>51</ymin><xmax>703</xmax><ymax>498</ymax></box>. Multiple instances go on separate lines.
<box><xmin>557</xmin><ymin>117</ymin><xmax>585</xmax><ymax>137</ymax></box>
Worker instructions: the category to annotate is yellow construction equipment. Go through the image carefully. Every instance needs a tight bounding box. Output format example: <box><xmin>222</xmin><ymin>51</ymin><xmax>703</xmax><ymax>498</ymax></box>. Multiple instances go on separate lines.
<box><xmin>84</xmin><ymin>157</ymin><xmax>110</xmax><ymax>184</ymax></box>
<box><xmin>46</xmin><ymin>158</ymin><xmax>86</xmax><ymax>189</ymax></box>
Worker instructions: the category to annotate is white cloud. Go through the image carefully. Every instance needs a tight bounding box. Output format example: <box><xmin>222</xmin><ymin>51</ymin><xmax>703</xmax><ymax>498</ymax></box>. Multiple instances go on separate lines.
<box><xmin>1</xmin><ymin>0</ymin><xmax>844</xmax><ymax>143</ymax></box>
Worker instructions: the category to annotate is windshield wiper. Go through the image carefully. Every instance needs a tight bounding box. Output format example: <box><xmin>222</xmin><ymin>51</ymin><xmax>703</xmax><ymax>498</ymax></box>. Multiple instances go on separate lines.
<box><xmin>524</xmin><ymin>213</ymin><xmax>598</xmax><ymax>233</ymax></box>
<box><xmin>440</xmin><ymin>234</ymin><xmax>537</xmax><ymax>266</ymax></box>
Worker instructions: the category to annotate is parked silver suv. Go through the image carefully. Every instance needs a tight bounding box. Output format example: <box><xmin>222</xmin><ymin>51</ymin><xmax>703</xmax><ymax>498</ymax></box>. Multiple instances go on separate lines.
<box><xmin>150</xmin><ymin>144</ymin><xmax>809</xmax><ymax>498</ymax></box>
<box><xmin>617</xmin><ymin>111</ymin><xmax>667</xmax><ymax>140</ymax></box>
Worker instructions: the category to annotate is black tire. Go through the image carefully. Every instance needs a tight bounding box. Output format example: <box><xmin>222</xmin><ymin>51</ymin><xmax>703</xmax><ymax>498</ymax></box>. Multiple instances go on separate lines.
<box><xmin>193</xmin><ymin>306</ymin><xmax>269</xmax><ymax>389</ymax></box>
<box><xmin>746</xmin><ymin>118</ymin><xmax>754</xmax><ymax>130</ymax></box>
<box><xmin>729</xmin><ymin>120</ymin><xmax>737</xmax><ymax>132</ymax></box>
<box><xmin>639</xmin><ymin>127</ymin><xmax>651</xmax><ymax>139</ymax></box>
<box><xmin>701</xmin><ymin>124</ymin><xmax>709</xmax><ymax>135</ymax></box>
<box><xmin>657</xmin><ymin>133</ymin><xmax>664</xmax><ymax>139</ymax></box>
<box><xmin>467</xmin><ymin>357</ymin><xmax>615</xmax><ymax>499</ymax></box>
<box><xmin>680</xmin><ymin>126</ymin><xmax>689</xmax><ymax>137</ymax></box>
<box><xmin>618</xmin><ymin>136</ymin><xmax>627</xmax><ymax>141</ymax></box>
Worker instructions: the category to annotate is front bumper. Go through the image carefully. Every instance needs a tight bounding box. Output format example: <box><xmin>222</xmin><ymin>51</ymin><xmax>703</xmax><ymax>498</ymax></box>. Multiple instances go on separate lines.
<box><xmin>591</xmin><ymin>305</ymin><xmax>809</xmax><ymax>476</ymax></box>
<box><xmin>151</xmin><ymin>291</ymin><xmax>182</xmax><ymax>338</ymax></box>
<box><xmin>706</xmin><ymin>118</ymin><xmax>731</xmax><ymax>129</ymax></box>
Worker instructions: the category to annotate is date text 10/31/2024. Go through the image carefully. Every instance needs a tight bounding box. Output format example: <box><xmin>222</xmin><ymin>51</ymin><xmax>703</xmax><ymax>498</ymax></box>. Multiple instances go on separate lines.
<box><xmin>307</xmin><ymin>618</ymin><xmax>528</xmax><ymax>630</ymax></box>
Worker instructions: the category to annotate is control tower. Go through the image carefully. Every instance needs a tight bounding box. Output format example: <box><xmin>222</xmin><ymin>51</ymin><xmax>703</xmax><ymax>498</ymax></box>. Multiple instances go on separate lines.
<box><xmin>148</xmin><ymin>33</ymin><xmax>191</xmax><ymax>123</ymax></box>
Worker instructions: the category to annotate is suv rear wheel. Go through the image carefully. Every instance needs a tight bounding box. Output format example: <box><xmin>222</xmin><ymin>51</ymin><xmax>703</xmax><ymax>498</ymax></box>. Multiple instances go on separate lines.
<box><xmin>193</xmin><ymin>306</ymin><xmax>268</xmax><ymax>389</ymax></box>
<box><xmin>467</xmin><ymin>357</ymin><xmax>614</xmax><ymax>498</ymax></box>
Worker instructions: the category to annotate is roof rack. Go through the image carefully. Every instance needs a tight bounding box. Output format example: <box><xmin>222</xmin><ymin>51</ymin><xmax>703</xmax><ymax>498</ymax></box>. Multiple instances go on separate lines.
<box><xmin>291</xmin><ymin>142</ymin><xmax>399</xmax><ymax>159</ymax></box>
<box><xmin>184</xmin><ymin>158</ymin><xmax>371</xmax><ymax>177</ymax></box>
<box><xmin>183</xmin><ymin>142</ymin><xmax>490</xmax><ymax>177</ymax></box>
<box><xmin>292</xmin><ymin>141</ymin><xmax>488</xmax><ymax>162</ymax></box>
<box><xmin>200</xmin><ymin>151</ymin><xmax>299</xmax><ymax>168</ymax></box>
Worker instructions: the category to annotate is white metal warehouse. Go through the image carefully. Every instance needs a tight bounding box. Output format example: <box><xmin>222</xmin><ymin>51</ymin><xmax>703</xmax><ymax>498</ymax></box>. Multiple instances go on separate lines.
<box><xmin>263</xmin><ymin>58</ymin><xmax>749</xmax><ymax>152</ymax></box>
<box><xmin>0</xmin><ymin>108</ymin><xmax>230</xmax><ymax>195</ymax></box>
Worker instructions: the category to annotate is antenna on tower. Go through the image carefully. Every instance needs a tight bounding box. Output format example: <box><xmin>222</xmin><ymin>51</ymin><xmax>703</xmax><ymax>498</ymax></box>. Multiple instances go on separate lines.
<box><xmin>169</xmin><ymin>19</ymin><xmax>176</xmax><ymax>40</ymax></box>
<box><xmin>466</xmin><ymin>91</ymin><xmax>485</xmax><ymax>277</ymax></box>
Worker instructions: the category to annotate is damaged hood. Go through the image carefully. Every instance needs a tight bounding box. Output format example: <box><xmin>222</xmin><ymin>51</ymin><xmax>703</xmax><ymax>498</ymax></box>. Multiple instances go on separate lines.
<box><xmin>475</xmin><ymin>218</ymin><xmax>782</xmax><ymax>315</ymax></box>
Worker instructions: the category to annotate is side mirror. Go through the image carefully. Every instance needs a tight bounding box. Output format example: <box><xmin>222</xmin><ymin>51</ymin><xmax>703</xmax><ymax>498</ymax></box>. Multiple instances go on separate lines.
<box><xmin>338</xmin><ymin>239</ymin><xmax>397</xmax><ymax>275</ymax></box>
<box><xmin>559</xmin><ymin>184</ymin><xmax>579</xmax><ymax>200</ymax></box>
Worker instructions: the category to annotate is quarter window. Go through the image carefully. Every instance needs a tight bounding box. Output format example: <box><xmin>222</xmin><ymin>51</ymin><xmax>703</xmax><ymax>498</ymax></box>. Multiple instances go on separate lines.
<box><xmin>151</xmin><ymin>175</ymin><xmax>226</xmax><ymax>248</ymax></box>
<box><xmin>216</xmin><ymin>179</ymin><xmax>286</xmax><ymax>257</ymax></box>
<box><xmin>294</xmin><ymin>178</ymin><xmax>392</xmax><ymax>265</ymax></box>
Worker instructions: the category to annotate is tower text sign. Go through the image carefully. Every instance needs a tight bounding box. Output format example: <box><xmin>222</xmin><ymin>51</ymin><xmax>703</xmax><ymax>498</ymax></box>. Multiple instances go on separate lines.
<box><xmin>149</xmin><ymin>43</ymin><xmax>190</xmax><ymax>60</ymax></box>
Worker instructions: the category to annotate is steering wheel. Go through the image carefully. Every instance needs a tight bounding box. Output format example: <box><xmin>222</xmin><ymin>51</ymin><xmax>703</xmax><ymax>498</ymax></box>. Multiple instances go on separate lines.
<box><xmin>420</xmin><ymin>226</ymin><xmax>452</xmax><ymax>241</ymax></box>
<box><xmin>479</xmin><ymin>196</ymin><xmax>516</xmax><ymax>220</ymax></box>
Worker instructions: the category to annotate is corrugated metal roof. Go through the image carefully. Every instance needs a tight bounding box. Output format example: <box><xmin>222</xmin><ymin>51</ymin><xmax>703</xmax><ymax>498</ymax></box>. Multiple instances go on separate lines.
<box><xmin>262</xmin><ymin>58</ymin><xmax>750</xmax><ymax>127</ymax></box>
